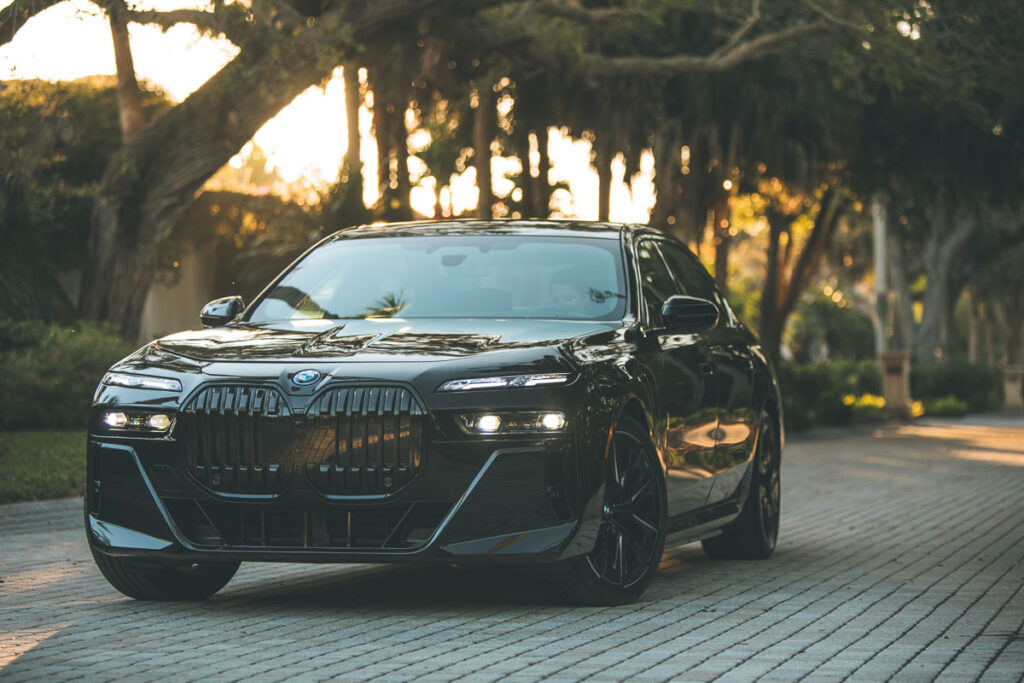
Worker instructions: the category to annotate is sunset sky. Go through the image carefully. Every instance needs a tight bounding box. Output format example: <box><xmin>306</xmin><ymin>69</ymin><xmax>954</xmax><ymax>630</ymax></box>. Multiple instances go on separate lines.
<box><xmin>0</xmin><ymin>0</ymin><xmax>656</xmax><ymax>221</ymax></box>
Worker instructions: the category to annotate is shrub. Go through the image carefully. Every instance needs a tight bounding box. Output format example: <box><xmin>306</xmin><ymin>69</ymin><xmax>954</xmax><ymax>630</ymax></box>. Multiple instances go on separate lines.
<box><xmin>777</xmin><ymin>358</ymin><xmax>998</xmax><ymax>431</ymax></box>
<box><xmin>910</xmin><ymin>359</ymin><xmax>1000</xmax><ymax>413</ymax></box>
<box><xmin>777</xmin><ymin>359</ymin><xmax>882</xmax><ymax>431</ymax></box>
<box><xmin>0</xmin><ymin>320</ymin><xmax>133</xmax><ymax>429</ymax></box>
<box><xmin>922</xmin><ymin>395</ymin><xmax>970</xmax><ymax>417</ymax></box>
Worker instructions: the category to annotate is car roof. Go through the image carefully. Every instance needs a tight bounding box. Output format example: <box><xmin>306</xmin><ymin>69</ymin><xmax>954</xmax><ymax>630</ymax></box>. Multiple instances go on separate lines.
<box><xmin>325</xmin><ymin>219</ymin><xmax>659</xmax><ymax>242</ymax></box>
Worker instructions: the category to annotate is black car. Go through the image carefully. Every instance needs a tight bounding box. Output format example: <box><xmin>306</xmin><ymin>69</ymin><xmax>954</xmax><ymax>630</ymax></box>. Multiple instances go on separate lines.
<box><xmin>86</xmin><ymin>220</ymin><xmax>783</xmax><ymax>605</ymax></box>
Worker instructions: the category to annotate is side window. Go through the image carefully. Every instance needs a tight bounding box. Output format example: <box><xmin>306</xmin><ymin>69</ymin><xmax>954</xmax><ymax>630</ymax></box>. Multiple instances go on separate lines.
<box><xmin>658</xmin><ymin>241</ymin><xmax>734</xmax><ymax>326</ymax></box>
<box><xmin>635</xmin><ymin>240</ymin><xmax>677</xmax><ymax>327</ymax></box>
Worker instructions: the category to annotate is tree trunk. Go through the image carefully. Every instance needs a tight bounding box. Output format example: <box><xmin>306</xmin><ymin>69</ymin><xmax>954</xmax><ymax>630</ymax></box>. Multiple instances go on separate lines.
<box><xmin>967</xmin><ymin>288</ymin><xmax>979</xmax><ymax>363</ymax></box>
<box><xmin>79</xmin><ymin>0</ymin><xmax>434</xmax><ymax>338</ymax></box>
<box><xmin>473</xmin><ymin>83</ymin><xmax>495</xmax><ymax>219</ymax></box>
<box><xmin>887</xmin><ymin>220</ymin><xmax>914</xmax><ymax>352</ymax></box>
<box><xmin>534</xmin><ymin>126</ymin><xmax>551</xmax><ymax>218</ymax></box>
<box><xmin>712</xmin><ymin>189</ymin><xmax>730</xmax><ymax>294</ymax></box>
<box><xmin>371</xmin><ymin>86</ymin><xmax>411</xmax><ymax>219</ymax></box>
<box><xmin>650</xmin><ymin>123</ymin><xmax>681</xmax><ymax>228</ymax></box>
<box><xmin>915</xmin><ymin>198</ymin><xmax>976</xmax><ymax>362</ymax></box>
<box><xmin>595</xmin><ymin>136</ymin><xmax>612</xmax><ymax>222</ymax></box>
<box><xmin>342</xmin><ymin>61</ymin><xmax>363</xmax><ymax>187</ymax></box>
<box><xmin>759</xmin><ymin>210</ymin><xmax>786</xmax><ymax>364</ymax></box>
<box><xmin>513</xmin><ymin>129</ymin><xmax>534</xmax><ymax>217</ymax></box>
<box><xmin>395</xmin><ymin>106</ymin><xmax>411</xmax><ymax>216</ymax></box>
<box><xmin>757</xmin><ymin>187</ymin><xmax>843</xmax><ymax>365</ymax></box>
<box><xmin>108</xmin><ymin>6</ymin><xmax>144</xmax><ymax>141</ymax></box>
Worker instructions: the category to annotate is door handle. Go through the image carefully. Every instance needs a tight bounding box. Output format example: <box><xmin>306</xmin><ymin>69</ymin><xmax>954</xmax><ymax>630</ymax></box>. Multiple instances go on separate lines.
<box><xmin>699</xmin><ymin>362</ymin><xmax>714</xmax><ymax>376</ymax></box>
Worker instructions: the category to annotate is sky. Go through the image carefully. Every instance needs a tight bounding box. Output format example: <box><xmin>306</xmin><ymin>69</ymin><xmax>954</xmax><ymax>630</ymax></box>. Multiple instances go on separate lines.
<box><xmin>0</xmin><ymin>0</ymin><xmax>656</xmax><ymax>221</ymax></box>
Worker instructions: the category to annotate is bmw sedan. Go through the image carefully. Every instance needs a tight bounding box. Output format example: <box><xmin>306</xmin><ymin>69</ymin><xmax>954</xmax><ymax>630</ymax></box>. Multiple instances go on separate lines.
<box><xmin>86</xmin><ymin>220</ymin><xmax>783</xmax><ymax>605</ymax></box>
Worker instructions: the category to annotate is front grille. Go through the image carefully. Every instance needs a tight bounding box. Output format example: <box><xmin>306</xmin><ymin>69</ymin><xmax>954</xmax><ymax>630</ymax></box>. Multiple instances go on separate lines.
<box><xmin>164</xmin><ymin>499</ymin><xmax>453</xmax><ymax>550</ymax></box>
<box><xmin>180</xmin><ymin>384</ymin><xmax>428</xmax><ymax>496</ymax></box>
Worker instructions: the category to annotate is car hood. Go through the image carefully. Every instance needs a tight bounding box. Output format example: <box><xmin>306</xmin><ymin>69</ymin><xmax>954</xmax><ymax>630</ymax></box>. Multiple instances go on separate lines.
<box><xmin>153</xmin><ymin>318</ymin><xmax>622</xmax><ymax>363</ymax></box>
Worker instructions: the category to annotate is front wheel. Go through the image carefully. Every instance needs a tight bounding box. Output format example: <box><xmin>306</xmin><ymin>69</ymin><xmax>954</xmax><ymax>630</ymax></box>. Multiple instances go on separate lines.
<box><xmin>702</xmin><ymin>412</ymin><xmax>780</xmax><ymax>560</ymax></box>
<box><xmin>546</xmin><ymin>416</ymin><xmax>666</xmax><ymax>605</ymax></box>
<box><xmin>90</xmin><ymin>546</ymin><xmax>240</xmax><ymax>601</ymax></box>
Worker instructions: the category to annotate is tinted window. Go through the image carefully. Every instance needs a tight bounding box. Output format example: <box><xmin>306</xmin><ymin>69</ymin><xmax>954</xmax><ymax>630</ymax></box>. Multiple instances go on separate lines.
<box><xmin>658</xmin><ymin>242</ymin><xmax>715</xmax><ymax>300</ymax></box>
<box><xmin>658</xmin><ymin>241</ymin><xmax>733</xmax><ymax>326</ymax></box>
<box><xmin>636</xmin><ymin>239</ymin><xmax>677</xmax><ymax>327</ymax></box>
<box><xmin>247</xmin><ymin>235</ymin><xmax>627</xmax><ymax>322</ymax></box>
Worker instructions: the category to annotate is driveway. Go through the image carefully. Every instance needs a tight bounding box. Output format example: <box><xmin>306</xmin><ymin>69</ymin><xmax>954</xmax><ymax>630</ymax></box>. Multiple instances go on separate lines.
<box><xmin>2</xmin><ymin>417</ymin><xmax>1022</xmax><ymax>681</ymax></box>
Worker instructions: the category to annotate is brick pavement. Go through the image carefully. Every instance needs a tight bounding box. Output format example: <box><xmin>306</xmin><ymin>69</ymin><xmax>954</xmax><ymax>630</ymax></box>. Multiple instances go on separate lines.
<box><xmin>1</xmin><ymin>417</ymin><xmax>1022</xmax><ymax>681</ymax></box>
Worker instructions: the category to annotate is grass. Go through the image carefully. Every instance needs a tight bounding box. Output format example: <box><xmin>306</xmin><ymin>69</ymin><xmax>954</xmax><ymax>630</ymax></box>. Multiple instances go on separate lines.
<box><xmin>0</xmin><ymin>430</ymin><xmax>86</xmax><ymax>504</ymax></box>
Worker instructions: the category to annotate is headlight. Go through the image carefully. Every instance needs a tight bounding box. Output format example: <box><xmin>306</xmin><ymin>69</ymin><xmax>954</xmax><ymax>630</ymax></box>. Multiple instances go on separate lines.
<box><xmin>102</xmin><ymin>372</ymin><xmax>182</xmax><ymax>392</ymax></box>
<box><xmin>458</xmin><ymin>411</ymin><xmax>567</xmax><ymax>434</ymax></box>
<box><xmin>100</xmin><ymin>410</ymin><xmax>175</xmax><ymax>434</ymax></box>
<box><xmin>437</xmin><ymin>373</ymin><xmax>570</xmax><ymax>392</ymax></box>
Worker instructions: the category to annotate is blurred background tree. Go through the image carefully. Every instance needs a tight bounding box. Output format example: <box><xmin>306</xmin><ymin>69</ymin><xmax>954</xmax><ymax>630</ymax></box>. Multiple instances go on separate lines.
<box><xmin>1</xmin><ymin>0</ymin><xmax>1023</xmax><ymax>430</ymax></box>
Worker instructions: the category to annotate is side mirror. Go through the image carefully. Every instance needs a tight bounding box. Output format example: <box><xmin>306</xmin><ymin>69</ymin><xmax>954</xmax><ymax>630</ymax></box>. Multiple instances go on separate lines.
<box><xmin>661</xmin><ymin>295</ymin><xmax>719</xmax><ymax>334</ymax></box>
<box><xmin>200</xmin><ymin>296</ymin><xmax>245</xmax><ymax>328</ymax></box>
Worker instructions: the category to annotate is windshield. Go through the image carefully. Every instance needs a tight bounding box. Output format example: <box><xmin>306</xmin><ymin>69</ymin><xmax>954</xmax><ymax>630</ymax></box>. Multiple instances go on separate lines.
<box><xmin>246</xmin><ymin>234</ymin><xmax>627</xmax><ymax>322</ymax></box>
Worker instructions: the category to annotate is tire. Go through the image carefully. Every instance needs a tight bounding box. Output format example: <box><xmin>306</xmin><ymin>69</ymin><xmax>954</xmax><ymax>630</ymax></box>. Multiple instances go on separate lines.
<box><xmin>701</xmin><ymin>412</ymin><xmax>780</xmax><ymax>560</ymax></box>
<box><xmin>546</xmin><ymin>416</ymin><xmax>667</xmax><ymax>606</ymax></box>
<box><xmin>89</xmin><ymin>546</ymin><xmax>240</xmax><ymax>601</ymax></box>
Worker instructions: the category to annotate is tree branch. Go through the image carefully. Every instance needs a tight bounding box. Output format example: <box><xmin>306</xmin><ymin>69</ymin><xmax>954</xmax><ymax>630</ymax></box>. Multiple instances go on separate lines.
<box><xmin>121</xmin><ymin>6</ymin><xmax>253</xmax><ymax>45</ymax></box>
<box><xmin>581</xmin><ymin>19</ymin><xmax>829</xmax><ymax>76</ymax></box>
<box><xmin>526</xmin><ymin>0</ymin><xmax>643</xmax><ymax>24</ymax></box>
<box><xmin>0</xmin><ymin>0</ymin><xmax>64</xmax><ymax>48</ymax></box>
<box><xmin>711</xmin><ymin>0</ymin><xmax>761</xmax><ymax>59</ymax></box>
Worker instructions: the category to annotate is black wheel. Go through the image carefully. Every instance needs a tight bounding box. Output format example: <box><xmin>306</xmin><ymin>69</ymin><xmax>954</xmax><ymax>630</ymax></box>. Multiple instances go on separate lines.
<box><xmin>89</xmin><ymin>546</ymin><xmax>240</xmax><ymax>600</ymax></box>
<box><xmin>702</xmin><ymin>413</ymin><xmax>780</xmax><ymax>560</ymax></box>
<box><xmin>547</xmin><ymin>416</ymin><xmax>666</xmax><ymax>605</ymax></box>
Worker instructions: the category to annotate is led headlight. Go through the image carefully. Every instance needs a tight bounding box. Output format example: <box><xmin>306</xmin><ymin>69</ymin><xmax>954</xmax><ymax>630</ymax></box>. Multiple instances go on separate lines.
<box><xmin>438</xmin><ymin>373</ymin><xmax>571</xmax><ymax>392</ymax></box>
<box><xmin>458</xmin><ymin>411</ymin><xmax>567</xmax><ymax>435</ymax></box>
<box><xmin>103</xmin><ymin>372</ymin><xmax>182</xmax><ymax>392</ymax></box>
<box><xmin>100</xmin><ymin>410</ymin><xmax>175</xmax><ymax>434</ymax></box>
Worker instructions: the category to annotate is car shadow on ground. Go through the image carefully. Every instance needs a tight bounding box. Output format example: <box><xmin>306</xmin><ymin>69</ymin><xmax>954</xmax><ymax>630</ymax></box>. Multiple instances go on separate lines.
<box><xmin>187</xmin><ymin>542</ymin><xmax>723</xmax><ymax>611</ymax></box>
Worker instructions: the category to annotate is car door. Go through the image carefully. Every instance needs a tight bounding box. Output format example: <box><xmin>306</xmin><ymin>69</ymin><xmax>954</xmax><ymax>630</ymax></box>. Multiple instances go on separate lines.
<box><xmin>657</xmin><ymin>241</ymin><xmax>756</xmax><ymax>506</ymax></box>
<box><xmin>633</xmin><ymin>238</ymin><xmax>717</xmax><ymax>516</ymax></box>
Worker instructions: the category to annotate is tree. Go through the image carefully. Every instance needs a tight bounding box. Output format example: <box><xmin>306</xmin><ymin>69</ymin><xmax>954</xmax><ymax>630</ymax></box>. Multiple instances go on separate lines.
<box><xmin>106</xmin><ymin>0</ymin><xmax>144</xmax><ymax>141</ymax></box>
<box><xmin>8</xmin><ymin>0</ymin><xmax>870</xmax><ymax>337</ymax></box>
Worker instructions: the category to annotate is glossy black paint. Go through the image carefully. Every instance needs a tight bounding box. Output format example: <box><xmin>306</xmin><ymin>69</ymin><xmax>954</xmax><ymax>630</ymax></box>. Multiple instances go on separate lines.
<box><xmin>661</xmin><ymin>296</ymin><xmax>720</xmax><ymax>334</ymax></box>
<box><xmin>86</xmin><ymin>220</ymin><xmax>783</xmax><ymax>569</ymax></box>
<box><xmin>200</xmin><ymin>295</ymin><xmax>246</xmax><ymax>328</ymax></box>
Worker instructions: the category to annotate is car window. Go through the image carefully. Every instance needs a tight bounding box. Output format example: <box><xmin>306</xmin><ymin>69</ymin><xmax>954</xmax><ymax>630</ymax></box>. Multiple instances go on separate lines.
<box><xmin>247</xmin><ymin>235</ymin><xmax>628</xmax><ymax>322</ymax></box>
<box><xmin>635</xmin><ymin>239</ymin><xmax>678</xmax><ymax>327</ymax></box>
<box><xmin>657</xmin><ymin>242</ymin><xmax>713</xmax><ymax>299</ymax></box>
<box><xmin>658</xmin><ymin>241</ymin><xmax>734</xmax><ymax>326</ymax></box>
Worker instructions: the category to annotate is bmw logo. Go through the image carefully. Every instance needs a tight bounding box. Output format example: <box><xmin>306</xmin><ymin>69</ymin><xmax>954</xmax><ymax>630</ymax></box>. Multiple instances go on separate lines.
<box><xmin>292</xmin><ymin>369</ymin><xmax>322</xmax><ymax>386</ymax></box>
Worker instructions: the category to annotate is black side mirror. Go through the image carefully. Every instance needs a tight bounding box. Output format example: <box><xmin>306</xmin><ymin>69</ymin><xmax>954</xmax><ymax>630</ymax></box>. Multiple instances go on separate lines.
<box><xmin>661</xmin><ymin>295</ymin><xmax>719</xmax><ymax>334</ymax></box>
<box><xmin>200</xmin><ymin>296</ymin><xmax>245</xmax><ymax>328</ymax></box>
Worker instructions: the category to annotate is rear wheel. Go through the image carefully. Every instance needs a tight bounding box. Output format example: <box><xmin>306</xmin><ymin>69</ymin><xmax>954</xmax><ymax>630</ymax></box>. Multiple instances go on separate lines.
<box><xmin>702</xmin><ymin>413</ymin><xmax>780</xmax><ymax>560</ymax></box>
<box><xmin>90</xmin><ymin>546</ymin><xmax>240</xmax><ymax>601</ymax></box>
<box><xmin>547</xmin><ymin>416</ymin><xmax>666</xmax><ymax>605</ymax></box>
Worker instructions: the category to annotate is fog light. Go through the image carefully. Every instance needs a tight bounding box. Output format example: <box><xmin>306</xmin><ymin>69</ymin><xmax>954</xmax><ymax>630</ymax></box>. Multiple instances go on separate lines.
<box><xmin>541</xmin><ymin>413</ymin><xmax>566</xmax><ymax>430</ymax></box>
<box><xmin>147</xmin><ymin>414</ymin><xmax>172</xmax><ymax>431</ymax></box>
<box><xmin>476</xmin><ymin>415</ymin><xmax>502</xmax><ymax>432</ymax></box>
<box><xmin>103</xmin><ymin>411</ymin><xmax>128</xmax><ymax>428</ymax></box>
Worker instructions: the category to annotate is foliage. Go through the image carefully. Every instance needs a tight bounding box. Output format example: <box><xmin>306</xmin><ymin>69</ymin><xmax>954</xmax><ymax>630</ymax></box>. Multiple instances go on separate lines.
<box><xmin>776</xmin><ymin>361</ymin><xmax>880</xmax><ymax>431</ymax></box>
<box><xmin>922</xmin><ymin>395</ymin><xmax>969</xmax><ymax>417</ymax></box>
<box><xmin>0</xmin><ymin>320</ymin><xmax>132</xmax><ymax>429</ymax></box>
<box><xmin>0</xmin><ymin>430</ymin><xmax>86</xmax><ymax>503</ymax></box>
<box><xmin>0</xmin><ymin>77</ymin><xmax>170</xmax><ymax>320</ymax></box>
<box><xmin>910</xmin><ymin>359</ymin><xmax>1001</xmax><ymax>413</ymax></box>
<box><xmin>778</xmin><ymin>357</ymin><xmax>1002</xmax><ymax>431</ymax></box>
<box><xmin>787</xmin><ymin>292</ymin><xmax>876</xmax><ymax>363</ymax></box>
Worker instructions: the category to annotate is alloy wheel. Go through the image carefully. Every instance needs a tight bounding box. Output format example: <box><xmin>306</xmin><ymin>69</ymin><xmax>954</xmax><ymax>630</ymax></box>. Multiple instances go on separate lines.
<box><xmin>758</xmin><ymin>425</ymin><xmax>781</xmax><ymax>545</ymax></box>
<box><xmin>586</xmin><ymin>428</ymin><xmax>662</xmax><ymax>587</ymax></box>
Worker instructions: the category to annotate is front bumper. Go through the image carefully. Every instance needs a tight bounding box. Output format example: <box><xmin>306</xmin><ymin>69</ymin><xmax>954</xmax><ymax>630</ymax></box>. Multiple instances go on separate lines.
<box><xmin>85</xmin><ymin>434</ymin><xmax>599</xmax><ymax>565</ymax></box>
